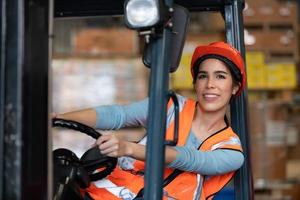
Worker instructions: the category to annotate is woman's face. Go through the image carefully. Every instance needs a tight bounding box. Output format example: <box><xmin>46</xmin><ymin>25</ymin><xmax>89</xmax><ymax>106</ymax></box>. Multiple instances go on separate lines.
<box><xmin>194</xmin><ymin>58</ymin><xmax>239</xmax><ymax>113</ymax></box>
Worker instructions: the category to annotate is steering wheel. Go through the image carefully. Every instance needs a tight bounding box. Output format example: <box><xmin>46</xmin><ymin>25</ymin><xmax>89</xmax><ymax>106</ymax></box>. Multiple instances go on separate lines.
<box><xmin>52</xmin><ymin>118</ymin><xmax>117</xmax><ymax>199</ymax></box>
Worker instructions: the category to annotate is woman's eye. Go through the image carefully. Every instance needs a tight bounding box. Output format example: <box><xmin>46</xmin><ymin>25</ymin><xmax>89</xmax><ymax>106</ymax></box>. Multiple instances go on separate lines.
<box><xmin>216</xmin><ymin>74</ymin><xmax>226</xmax><ymax>79</ymax></box>
<box><xmin>197</xmin><ymin>74</ymin><xmax>207</xmax><ymax>79</ymax></box>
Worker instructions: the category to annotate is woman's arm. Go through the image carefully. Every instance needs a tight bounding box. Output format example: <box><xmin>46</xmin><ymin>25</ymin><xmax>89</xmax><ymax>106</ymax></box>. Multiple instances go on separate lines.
<box><xmin>54</xmin><ymin>98</ymin><xmax>149</xmax><ymax>142</ymax></box>
<box><xmin>94</xmin><ymin>98</ymin><xmax>149</xmax><ymax>130</ymax></box>
<box><xmin>168</xmin><ymin>147</ymin><xmax>244</xmax><ymax>175</ymax></box>
<box><xmin>55</xmin><ymin>108</ymin><xmax>97</xmax><ymax>128</ymax></box>
<box><xmin>128</xmin><ymin>144</ymin><xmax>178</xmax><ymax>163</ymax></box>
<box><xmin>114</xmin><ymin>129</ymin><xmax>147</xmax><ymax>143</ymax></box>
<box><xmin>95</xmin><ymin>133</ymin><xmax>178</xmax><ymax>163</ymax></box>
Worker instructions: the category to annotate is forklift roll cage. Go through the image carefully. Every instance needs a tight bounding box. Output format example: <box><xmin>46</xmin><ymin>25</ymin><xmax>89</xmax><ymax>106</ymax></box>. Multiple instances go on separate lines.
<box><xmin>0</xmin><ymin>0</ymin><xmax>253</xmax><ymax>199</ymax></box>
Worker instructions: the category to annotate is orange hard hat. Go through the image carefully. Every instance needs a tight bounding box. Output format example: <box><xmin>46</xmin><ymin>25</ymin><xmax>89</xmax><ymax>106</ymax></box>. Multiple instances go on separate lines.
<box><xmin>190</xmin><ymin>41</ymin><xmax>246</xmax><ymax>96</ymax></box>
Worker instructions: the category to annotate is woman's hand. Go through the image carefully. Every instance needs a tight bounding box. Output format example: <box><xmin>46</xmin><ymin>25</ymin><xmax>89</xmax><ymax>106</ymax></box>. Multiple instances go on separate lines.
<box><xmin>96</xmin><ymin>134</ymin><xmax>133</xmax><ymax>158</ymax></box>
<box><xmin>51</xmin><ymin>112</ymin><xmax>58</xmax><ymax>119</ymax></box>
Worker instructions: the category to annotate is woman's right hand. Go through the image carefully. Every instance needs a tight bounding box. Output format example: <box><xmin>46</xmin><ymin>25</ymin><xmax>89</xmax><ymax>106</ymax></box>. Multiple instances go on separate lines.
<box><xmin>95</xmin><ymin>134</ymin><xmax>133</xmax><ymax>158</ymax></box>
<box><xmin>51</xmin><ymin>112</ymin><xmax>58</xmax><ymax>119</ymax></box>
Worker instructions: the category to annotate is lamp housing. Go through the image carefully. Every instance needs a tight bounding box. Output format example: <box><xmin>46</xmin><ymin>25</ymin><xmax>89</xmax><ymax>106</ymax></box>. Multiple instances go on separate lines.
<box><xmin>124</xmin><ymin>0</ymin><xmax>167</xmax><ymax>30</ymax></box>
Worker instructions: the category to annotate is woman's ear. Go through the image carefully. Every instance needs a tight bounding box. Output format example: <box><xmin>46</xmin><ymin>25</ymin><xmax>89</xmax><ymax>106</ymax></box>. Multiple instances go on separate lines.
<box><xmin>232</xmin><ymin>83</ymin><xmax>241</xmax><ymax>95</ymax></box>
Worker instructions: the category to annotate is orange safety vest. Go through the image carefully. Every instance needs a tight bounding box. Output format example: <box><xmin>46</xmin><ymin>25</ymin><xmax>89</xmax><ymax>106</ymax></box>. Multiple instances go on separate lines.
<box><xmin>86</xmin><ymin>95</ymin><xmax>243</xmax><ymax>200</ymax></box>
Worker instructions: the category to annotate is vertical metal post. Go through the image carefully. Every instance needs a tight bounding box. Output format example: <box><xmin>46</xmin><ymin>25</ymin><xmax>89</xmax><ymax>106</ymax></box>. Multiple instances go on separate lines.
<box><xmin>0</xmin><ymin>0</ymin><xmax>51</xmax><ymax>199</ymax></box>
<box><xmin>144</xmin><ymin>28</ymin><xmax>172</xmax><ymax>200</ymax></box>
<box><xmin>1</xmin><ymin>0</ymin><xmax>25</xmax><ymax>198</ymax></box>
<box><xmin>48</xmin><ymin>0</ymin><xmax>54</xmax><ymax>198</ymax></box>
<box><xmin>0</xmin><ymin>0</ymin><xmax>5</xmax><ymax>198</ymax></box>
<box><xmin>224</xmin><ymin>0</ymin><xmax>254</xmax><ymax>199</ymax></box>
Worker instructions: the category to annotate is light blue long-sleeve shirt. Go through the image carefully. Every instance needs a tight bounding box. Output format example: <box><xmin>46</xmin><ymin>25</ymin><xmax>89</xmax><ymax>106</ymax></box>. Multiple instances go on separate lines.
<box><xmin>95</xmin><ymin>98</ymin><xmax>244</xmax><ymax>175</ymax></box>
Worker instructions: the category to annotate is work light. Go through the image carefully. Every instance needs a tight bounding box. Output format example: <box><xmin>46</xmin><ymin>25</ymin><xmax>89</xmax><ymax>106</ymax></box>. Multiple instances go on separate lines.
<box><xmin>124</xmin><ymin>0</ymin><xmax>161</xmax><ymax>29</ymax></box>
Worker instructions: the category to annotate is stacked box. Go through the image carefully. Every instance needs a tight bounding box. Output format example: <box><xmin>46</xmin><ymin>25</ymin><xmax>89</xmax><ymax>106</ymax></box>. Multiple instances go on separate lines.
<box><xmin>282</xmin><ymin>184</ymin><xmax>300</xmax><ymax>200</ymax></box>
<box><xmin>244</xmin><ymin>1</ymin><xmax>299</xmax><ymax>199</ymax></box>
<box><xmin>245</xmin><ymin>29</ymin><xmax>297</xmax><ymax>53</ymax></box>
<box><xmin>249</xmin><ymin>101</ymin><xmax>289</xmax><ymax>182</ymax></box>
<box><xmin>72</xmin><ymin>28</ymin><xmax>139</xmax><ymax>57</ymax></box>
<box><xmin>244</xmin><ymin>0</ymin><xmax>298</xmax><ymax>62</ymax></box>
<box><xmin>250</xmin><ymin>99</ymin><xmax>300</xmax><ymax>200</ymax></box>
<box><xmin>246</xmin><ymin>51</ymin><xmax>267</xmax><ymax>89</ymax></box>
<box><xmin>243</xmin><ymin>0</ymin><xmax>297</xmax><ymax>94</ymax></box>
<box><xmin>244</xmin><ymin>0</ymin><xmax>297</xmax><ymax>26</ymax></box>
<box><xmin>266</xmin><ymin>63</ymin><xmax>297</xmax><ymax>89</ymax></box>
<box><xmin>246</xmin><ymin>52</ymin><xmax>297</xmax><ymax>89</ymax></box>
<box><xmin>286</xmin><ymin>160</ymin><xmax>300</xmax><ymax>180</ymax></box>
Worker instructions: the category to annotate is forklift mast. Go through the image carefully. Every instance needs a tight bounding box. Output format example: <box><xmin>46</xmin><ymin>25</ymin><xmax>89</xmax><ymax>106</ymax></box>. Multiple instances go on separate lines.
<box><xmin>0</xmin><ymin>0</ymin><xmax>253</xmax><ymax>199</ymax></box>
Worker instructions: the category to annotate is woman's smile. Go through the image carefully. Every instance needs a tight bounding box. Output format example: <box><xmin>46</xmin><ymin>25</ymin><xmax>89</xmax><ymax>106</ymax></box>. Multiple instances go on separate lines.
<box><xmin>203</xmin><ymin>93</ymin><xmax>220</xmax><ymax>102</ymax></box>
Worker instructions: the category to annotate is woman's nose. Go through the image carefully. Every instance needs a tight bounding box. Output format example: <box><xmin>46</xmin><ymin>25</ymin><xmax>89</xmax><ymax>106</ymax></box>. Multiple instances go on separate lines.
<box><xmin>206</xmin><ymin>77</ymin><xmax>215</xmax><ymax>88</ymax></box>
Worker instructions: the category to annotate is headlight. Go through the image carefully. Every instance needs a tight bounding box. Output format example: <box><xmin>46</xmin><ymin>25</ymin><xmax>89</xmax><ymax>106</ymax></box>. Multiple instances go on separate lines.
<box><xmin>124</xmin><ymin>0</ymin><xmax>160</xmax><ymax>29</ymax></box>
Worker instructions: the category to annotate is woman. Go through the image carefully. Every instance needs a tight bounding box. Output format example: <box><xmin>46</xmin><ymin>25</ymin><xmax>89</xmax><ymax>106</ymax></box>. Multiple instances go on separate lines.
<box><xmin>54</xmin><ymin>41</ymin><xmax>246</xmax><ymax>200</ymax></box>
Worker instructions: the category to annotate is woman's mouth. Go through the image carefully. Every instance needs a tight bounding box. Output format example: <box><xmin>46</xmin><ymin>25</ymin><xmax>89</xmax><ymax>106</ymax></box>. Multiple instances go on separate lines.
<box><xmin>203</xmin><ymin>93</ymin><xmax>219</xmax><ymax>102</ymax></box>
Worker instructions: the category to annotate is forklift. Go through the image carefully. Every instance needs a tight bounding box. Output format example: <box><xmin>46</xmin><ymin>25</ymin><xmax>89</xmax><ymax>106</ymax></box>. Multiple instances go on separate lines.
<box><xmin>0</xmin><ymin>0</ymin><xmax>253</xmax><ymax>199</ymax></box>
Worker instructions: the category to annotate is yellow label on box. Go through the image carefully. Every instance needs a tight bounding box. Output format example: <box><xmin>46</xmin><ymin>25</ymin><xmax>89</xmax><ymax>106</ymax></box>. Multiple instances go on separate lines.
<box><xmin>246</xmin><ymin>51</ymin><xmax>265</xmax><ymax>65</ymax></box>
<box><xmin>266</xmin><ymin>63</ymin><xmax>297</xmax><ymax>89</ymax></box>
<box><xmin>246</xmin><ymin>63</ymin><xmax>267</xmax><ymax>89</ymax></box>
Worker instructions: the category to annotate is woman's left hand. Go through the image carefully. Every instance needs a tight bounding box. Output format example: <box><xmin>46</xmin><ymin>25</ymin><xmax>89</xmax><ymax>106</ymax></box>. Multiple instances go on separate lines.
<box><xmin>95</xmin><ymin>134</ymin><xmax>133</xmax><ymax>158</ymax></box>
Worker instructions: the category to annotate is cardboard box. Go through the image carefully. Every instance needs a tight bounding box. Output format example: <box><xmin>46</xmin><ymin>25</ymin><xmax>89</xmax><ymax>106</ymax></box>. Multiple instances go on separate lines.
<box><xmin>245</xmin><ymin>29</ymin><xmax>297</xmax><ymax>53</ymax></box>
<box><xmin>286</xmin><ymin>160</ymin><xmax>300</xmax><ymax>180</ymax></box>
<box><xmin>282</xmin><ymin>183</ymin><xmax>300</xmax><ymax>200</ymax></box>
<box><xmin>247</xmin><ymin>63</ymin><xmax>267</xmax><ymax>89</ymax></box>
<box><xmin>244</xmin><ymin>0</ymin><xmax>297</xmax><ymax>25</ymax></box>
<box><xmin>287</xmin><ymin>141</ymin><xmax>300</xmax><ymax>160</ymax></box>
<box><xmin>266</xmin><ymin>30</ymin><xmax>297</xmax><ymax>52</ymax></box>
<box><xmin>246</xmin><ymin>51</ymin><xmax>266</xmax><ymax>65</ymax></box>
<box><xmin>251</xmin><ymin>136</ymin><xmax>287</xmax><ymax>181</ymax></box>
<box><xmin>72</xmin><ymin>28</ymin><xmax>139</xmax><ymax>57</ymax></box>
<box><xmin>244</xmin><ymin>29</ymin><xmax>266</xmax><ymax>50</ymax></box>
<box><xmin>249</xmin><ymin>101</ymin><xmax>290</xmax><ymax>181</ymax></box>
<box><xmin>266</xmin><ymin>63</ymin><xmax>297</xmax><ymax>89</ymax></box>
<box><xmin>248</xmin><ymin>102</ymin><xmax>266</xmax><ymax>135</ymax></box>
<box><xmin>246</xmin><ymin>51</ymin><xmax>267</xmax><ymax>89</ymax></box>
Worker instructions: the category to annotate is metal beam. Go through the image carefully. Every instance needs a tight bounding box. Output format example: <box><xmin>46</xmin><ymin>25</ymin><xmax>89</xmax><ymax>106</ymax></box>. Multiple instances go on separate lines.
<box><xmin>144</xmin><ymin>28</ymin><xmax>173</xmax><ymax>200</ymax></box>
<box><xmin>54</xmin><ymin>0</ymin><xmax>241</xmax><ymax>18</ymax></box>
<box><xmin>142</xmin><ymin>1</ymin><xmax>174</xmax><ymax>199</ymax></box>
<box><xmin>1</xmin><ymin>0</ymin><xmax>52</xmax><ymax>199</ymax></box>
<box><xmin>224</xmin><ymin>0</ymin><xmax>254</xmax><ymax>199</ymax></box>
<box><xmin>0</xmin><ymin>0</ymin><xmax>5</xmax><ymax>198</ymax></box>
<box><xmin>1</xmin><ymin>0</ymin><xmax>24</xmax><ymax>198</ymax></box>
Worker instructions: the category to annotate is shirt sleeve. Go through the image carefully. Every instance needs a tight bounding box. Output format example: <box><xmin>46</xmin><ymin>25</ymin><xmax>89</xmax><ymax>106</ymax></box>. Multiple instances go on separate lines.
<box><xmin>94</xmin><ymin>98</ymin><xmax>149</xmax><ymax>130</ymax></box>
<box><xmin>167</xmin><ymin>147</ymin><xmax>244</xmax><ymax>175</ymax></box>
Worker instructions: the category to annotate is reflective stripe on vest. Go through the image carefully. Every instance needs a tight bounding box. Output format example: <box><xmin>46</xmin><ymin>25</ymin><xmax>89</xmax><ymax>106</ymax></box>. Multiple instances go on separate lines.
<box><xmin>93</xmin><ymin>178</ymin><xmax>137</xmax><ymax>199</ymax></box>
